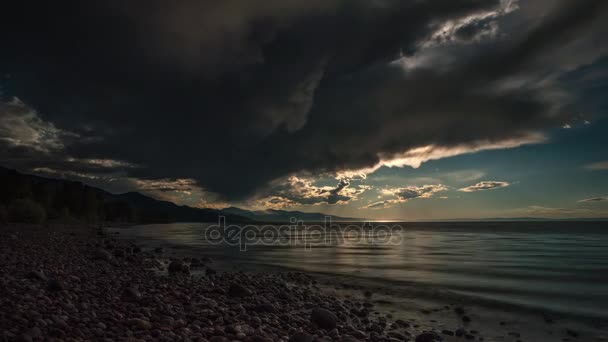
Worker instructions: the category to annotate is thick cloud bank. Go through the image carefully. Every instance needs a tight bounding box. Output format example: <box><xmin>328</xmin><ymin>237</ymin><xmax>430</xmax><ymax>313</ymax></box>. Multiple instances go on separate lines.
<box><xmin>1</xmin><ymin>0</ymin><xmax>607</xmax><ymax>203</ymax></box>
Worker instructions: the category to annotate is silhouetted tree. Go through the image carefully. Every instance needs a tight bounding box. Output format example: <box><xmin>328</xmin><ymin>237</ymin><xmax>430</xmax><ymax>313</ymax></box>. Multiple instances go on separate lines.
<box><xmin>8</xmin><ymin>199</ymin><xmax>46</xmax><ymax>224</ymax></box>
<box><xmin>0</xmin><ymin>205</ymin><xmax>7</xmax><ymax>223</ymax></box>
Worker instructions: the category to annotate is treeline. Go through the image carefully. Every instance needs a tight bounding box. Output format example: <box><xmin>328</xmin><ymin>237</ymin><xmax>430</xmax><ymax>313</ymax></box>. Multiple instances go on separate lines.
<box><xmin>0</xmin><ymin>167</ymin><xmax>133</xmax><ymax>224</ymax></box>
<box><xmin>0</xmin><ymin>167</ymin><xmax>249</xmax><ymax>224</ymax></box>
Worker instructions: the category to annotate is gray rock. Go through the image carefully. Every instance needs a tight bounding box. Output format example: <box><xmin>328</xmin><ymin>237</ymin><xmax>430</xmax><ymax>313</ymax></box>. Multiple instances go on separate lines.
<box><xmin>122</xmin><ymin>287</ymin><xmax>142</xmax><ymax>302</ymax></box>
<box><xmin>168</xmin><ymin>260</ymin><xmax>185</xmax><ymax>275</ymax></box>
<box><xmin>253</xmin><ymin>303</ymin><xmax>276</xmax><ymax>313</ymax></box>
<box><xmin>288</xmin><ymin>333</ymin><xmax>314</xmax><ymax>342</ymax></box>
<box><xmin>228</xmin><ymin>283</ymin><xmax>252</xmax><ymax>297</ymax></box>
<box><xmin>46</xmin><ymin>278</ymin><xmax>65</xmax><ymax>292</ymax></box>
<box><xmin>93</xmin><ymin>248</ymin><xmax>112</xmax><ymax>261</ymax></box>
<box><xmin>25</xmin><ymin>270</ymin><xmax>47</xmax><ymax>281</ymax></box>
<box><xmin>311</xmin><ymin>308</ymin><xmax>338</xmax><ymax>330</ymax></box>
<box><xmin>415</xmin><ymin>332</ymin><xmax>441</xmax><ymax>342</ymax></box>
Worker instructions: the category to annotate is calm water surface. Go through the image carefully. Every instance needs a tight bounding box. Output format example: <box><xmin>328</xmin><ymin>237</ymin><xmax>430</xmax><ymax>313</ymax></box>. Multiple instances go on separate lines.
<box><xmin>110</xmin><ymin>221</ymin><xmax>608</xmax><ymax>320</ymax></box>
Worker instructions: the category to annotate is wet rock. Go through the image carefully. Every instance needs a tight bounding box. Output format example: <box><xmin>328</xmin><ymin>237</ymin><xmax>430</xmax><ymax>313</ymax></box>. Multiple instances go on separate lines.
<box><xmin>228</xmin><ymin>283</ymin><xmax>252</xmax><ymax>297</ymax></box>
<box><xmin>462</xmin><ymin>315</ymin><xmax>471</xmax><ymax>323</ymax></box>
<box><xmin>288</xmin><ymin>332</ymin><xmax>314</xmax><ymax>342</ymax></box>
<box><xmin>566</xmin><ymin>329</ymin><xmax>579</xmax><ymax>338</ymax></box>
<box><xmin>206</xmin><ymin>268</ymin><xmax>217</xmax><ymax>276</ymax></box>
<box><xmin>168</xmin><ymin>260</ymin><xmax>185</xmax><ymax>275</ymax></box>
<box><xmin>122</xmin><ymin>287</ymin><xmax>142</xmax><ymax>302</ymax></box>
<box><xmin>415</xmin><ymin>332</ymin><xmax>441</xmax><ymax>342</ymax></box>
<box><xmin>16</xmin><ymin>334</ymin><xmax>33</xmax><ymax>342</ymax></box>
<box><xmin>93</xmin><ymin>248</ymin><xmax>112</xmax><ymax>261</ymax></box>
<box><xmin>114</xmin><ymin>248</ymin><xmax>126</xmax><ymax>258</ymax></box>
<box><xmin>25</xmin><ymin>270</ymin><xmax>47</xmax><ymax>281</ymax></box>
<box><xmin>253</xmin><ymin>303</ymin><xmax>276</xmax><ymax>313</ymax></box>
<box><xmin>182</xmin><ymin>264</ymin><xmax>191</xmax><ymax>275</ymax></box>
<box><xmin>311</xmin><ymin>308</ymin><xmax>338</xmax><ymax>330</ymax></box>
<box><xmin>127</xmin><ymin>318</ymin><xmax>152</xmax><ymax>330</ymax></box>
<box><xmin>441</xmin><ymin>330</ymin><xmax>454</xmax><ymax>336</ymax></box>
<box><xmin>46</xmin><ymin>278</ymin><xmax>65</xmax><ymax>292</ymax></box>
<box><xmin>394</xmin><ymin>319</ymin><xmax>409</xmax><ymax>328</ymax></box>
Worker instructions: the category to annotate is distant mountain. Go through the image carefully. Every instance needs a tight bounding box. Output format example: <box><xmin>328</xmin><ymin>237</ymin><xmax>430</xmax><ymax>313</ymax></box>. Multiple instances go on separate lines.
<box><xmin>221</xmin><ymin>207</ymin><xmax>360</xmax><ymax>223</ymax></box>
<box><xmin>0</xmin><ymin>166</ymin><xmax>360</xmax><ymax>224</ymax></box>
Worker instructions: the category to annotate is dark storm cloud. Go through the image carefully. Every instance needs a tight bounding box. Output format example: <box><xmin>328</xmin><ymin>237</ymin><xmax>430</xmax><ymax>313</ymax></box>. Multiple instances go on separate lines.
<box><xmin>1</xmin><ymin>0</ymin><xmax>607</xmax><ymax>202</ymax></box>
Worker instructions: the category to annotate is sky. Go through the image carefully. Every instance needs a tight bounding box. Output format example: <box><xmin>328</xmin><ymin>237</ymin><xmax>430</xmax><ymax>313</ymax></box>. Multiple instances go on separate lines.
<box><xmin>0</xmin><ymin>0</ymin><xmax>607</xmax><ymax>220</ymax></box>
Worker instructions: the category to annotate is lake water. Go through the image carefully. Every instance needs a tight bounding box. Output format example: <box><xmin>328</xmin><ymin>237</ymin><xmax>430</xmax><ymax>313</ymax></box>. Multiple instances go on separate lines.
<box><xmin>109</xmin><ymin>221</ymin><xmax>608</xmax><ymax>323</ymax></box>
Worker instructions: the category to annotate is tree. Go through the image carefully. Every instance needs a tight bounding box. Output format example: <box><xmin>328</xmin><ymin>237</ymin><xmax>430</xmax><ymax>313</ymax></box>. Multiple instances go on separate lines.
<box><xmin>8</xmin><ymin>199</ymin><xmax>47</xmax><ymax>224</ymax></box>
<box><xmin>0</xmin><ymin>205</ymin><xmax>7</xmax><ymax>223</ymax></box>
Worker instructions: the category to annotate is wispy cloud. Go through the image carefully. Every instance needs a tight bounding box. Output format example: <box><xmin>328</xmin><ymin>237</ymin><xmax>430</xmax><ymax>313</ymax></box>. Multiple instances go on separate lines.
<box><xmin>585</xmin><ymin>161</ymin><xmax>608</xmax><ymax>170</ymax></box>
<box><xmin>384</xmin><ymin>185</ymin><xmax>449</xmax><ymax>200</ymax></box>
<box><xmin>363</xmin><ymin>184</ymin><xmax>447</xmax><ymax>209</ymax></box>
<box><xmin>524</xmin><ymin>206</ymin><xmax>592</xmax><ymax>216</ymax></box>
<box><xmin>362</xmin><ymin>200</ymin><xmax>395</xmax><ymax>210</ymax></box>
<box><xmin>459</xmin><ymin>181</ymin><xmax>510</xmax><ymax>192</ymax></box>
<box><xmin>578</xmin><ymin>196</ymin><xmax>608</xmax><ymax>203</ymax></box>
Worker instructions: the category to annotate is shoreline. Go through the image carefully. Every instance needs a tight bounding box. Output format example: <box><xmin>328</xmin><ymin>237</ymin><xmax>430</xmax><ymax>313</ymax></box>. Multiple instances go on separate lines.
<box><xmin>0</xmin><ymin>224</ymin><xmax>603</xmax><ymax>341</ymax></box>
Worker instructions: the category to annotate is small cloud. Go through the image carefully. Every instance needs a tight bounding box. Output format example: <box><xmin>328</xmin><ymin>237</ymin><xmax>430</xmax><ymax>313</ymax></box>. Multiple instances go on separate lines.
<box><xmin>578</xmin><ymin>196</ymin><xmax>608</xmax><ymax>203</ymax></box>
<box><xmin>362</xmin><ymin>200</ymin><xmax>395</xmax><ymax>210</ymax></box>
<box><xmin>381</xmin><ymin>184</ymin><xmax>448</xmax><ymax>200</ymax></box>
<box><xmin>365</xmin><ymin>184</ymin><xmax>447</xmax><ymax>209</ymax></box>
<box><xmin>562</xmin><ymin>124</ymin><xmax>572</xmax><ymax>129</ymax></box>
<box><xmin>459</xmin><ymin>181</ymin><xmax>510</xmax><ymax>192</ymax></box>
<box><xmin>585</xmin><ymin>161</ymin><xmax>608</xmax><ymax>170</ymax></box>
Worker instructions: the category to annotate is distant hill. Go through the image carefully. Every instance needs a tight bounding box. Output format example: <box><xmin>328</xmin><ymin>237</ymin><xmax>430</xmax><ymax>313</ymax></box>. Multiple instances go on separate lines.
<box><xmin>0</xmin><ymin>166</ymin><xmax>250</xmax><ymax>224</ymax></box>
<box><xmin>221</xmin><ymin>207</ymin><xmax>359</xmax><ymax>223</ymax></box>
<box><xmin>0</xmin><ymin>166</ymin><xmax>360</xmax><ymax>224</ymax></box>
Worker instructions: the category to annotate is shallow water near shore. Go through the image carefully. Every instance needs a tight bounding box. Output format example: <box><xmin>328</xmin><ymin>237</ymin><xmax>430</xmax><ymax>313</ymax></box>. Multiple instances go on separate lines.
<box><xmin>108</xmin><ymin>221</ymin><xmax>608</xmax><ymax>340</ymax></box>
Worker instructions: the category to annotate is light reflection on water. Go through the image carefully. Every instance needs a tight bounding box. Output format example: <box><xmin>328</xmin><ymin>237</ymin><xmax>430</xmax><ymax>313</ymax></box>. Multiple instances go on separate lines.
<box><xmin>109</xmin><ymin>221</ymin><xmax>608</xmax><ymax>320</ymax></box>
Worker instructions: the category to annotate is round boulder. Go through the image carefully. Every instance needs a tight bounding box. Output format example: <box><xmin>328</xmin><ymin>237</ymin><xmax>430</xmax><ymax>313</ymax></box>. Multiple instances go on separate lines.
<box><xmin>311</xmin><ymin>308</ymin><xmax>338</xmax><ymax>330</ymax></box>
<box><xmin>92</xmin><ymin>248</ymin><xmax>112</xmax><ymax>261</ymax></box>
<box><xmin>168</xmin><ymin>260</ymin><xmax>185</xmax><ymax>275</ymax></box>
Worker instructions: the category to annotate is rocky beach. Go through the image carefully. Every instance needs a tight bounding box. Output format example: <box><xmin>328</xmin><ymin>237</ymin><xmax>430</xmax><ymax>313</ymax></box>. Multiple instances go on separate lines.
<box><xmin>0</xmin><ymin>224</ymin><xmax>598</xmax><ymax>342</ymax></box>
